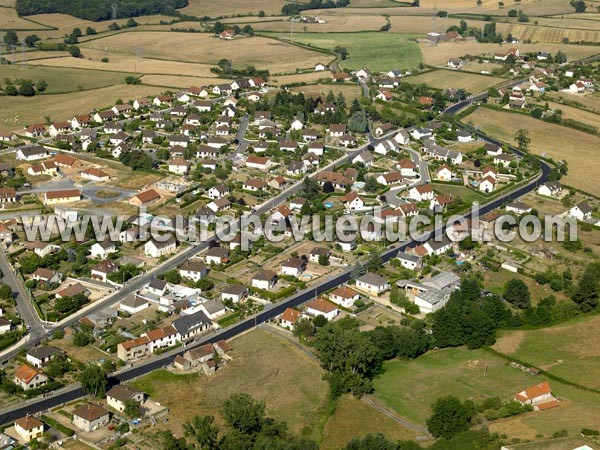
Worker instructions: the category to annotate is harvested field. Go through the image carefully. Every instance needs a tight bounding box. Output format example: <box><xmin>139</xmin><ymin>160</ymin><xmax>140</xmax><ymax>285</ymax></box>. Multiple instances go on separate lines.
<box><xmin>0</xmin><ymin>65</ymin><xmax>128</xmax><ymax>94</ymax></box>
<box><xmin>270</xmin><ymin>71</ymin><xmax>332</xmax><ymax>86</ymax></box>
<box><xmin>389</xmin><ymin>15</ymin><xmax>489</xmax><ymax>34</ymax></box>
<box><xmin>420</xmin><ymin>41</ymin><xmax>600</xmax><ymax>66</ymax></box>
<box><xmin>264</xmin><ymin>31</ymin><xmax>423</xmax><ymax>71</ymax></box>
<box><xmin>253</xmin><ymin>15</ymin><xmax>388</xmax><ymax>32</ymax></box>
<box><xmin>540</xmin><ymin>101</ymin><xmax>600</xmax><ymax>129</ymax></box>
<box><xmin>181</xmin><ymin>0</ymin><xmax>288</xmax><ymax>17</ymax></box>
<box><xmin>290</xmin><ymin>83</ymin><xmax>361</xmax><ymax>102</ymax></box>
<box><xmin>83</xmin><ymin>32</ymin><xmax>325</xmax><ymax>73</ymax></box>
<box><xmin>0</xmin><ymin>84</ymin><xmax>165</xmax><ymax>129</ymax></box>
<box><xmin>0</xmin><ymin>5</ymin><xmax>44</xmax><ymax>29</ymax></box>
<box><xmin>548</xmin><ymin>91</ymin><xmax>600</xmax><ymax>114</ymax></box>
<box><xmin>404</xmin><ymin>69</ymin><xmax>504</xmax><ymax>92</ymax></box>
<box><xmin>501</xmin><ymin>23</ymin><xmax>600</xmax><ymax>43</ymax></box>
<box><xmin>25</xmin><ymin>13</ymin><xmax>93</xmax><ymax>29</ymax></box>
<box><xmin>141</xmin><ymin>74</ymin><xmax>224</xmax><ymax>88</ymax></box>
<box><xmin>464</xmin><ymin>106</ymin><xmax>600</xmax><ymax>196</ymax></box>
<box><xmin>30</xmin><ymin>50</ymin><xmax>218</xmax><ymax>77</ymax></box>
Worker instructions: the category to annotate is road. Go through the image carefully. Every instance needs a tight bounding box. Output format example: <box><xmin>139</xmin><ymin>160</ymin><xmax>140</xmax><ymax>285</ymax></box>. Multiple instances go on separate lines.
<box><xmin>234</xmin><ymin>114</ymin><xmax>250</xmax><ymax>153</ymax></box>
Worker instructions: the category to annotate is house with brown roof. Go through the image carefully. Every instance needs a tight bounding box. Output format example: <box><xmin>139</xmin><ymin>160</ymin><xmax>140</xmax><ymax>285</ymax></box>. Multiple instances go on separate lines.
<box><xmin>168</xmin><ymin>158</ymin><xmax>191</xmax><ymax>175</ymax></box>
<box><xmin>72</xmin><ymin>403</ymin><xmax>110</xmax><ymax>432</ymax></box>
<box><xmin>280</xmin><ymin>308</ymin><xmax>302</xmax><ymax>329</ymax></box>
<box><xmin>243</xmin><ymin>178</ymin><xmax>267</xmax><ymax>192</ymax></box>
<box><xmin>53</xmin><ymin>154</ymin><xmax>78</xmax><ymax>169</ymax></box>
<box><xmin>91</xmin><ymin>260</ymin><xmax>118</xmax><ymax>283</ymax></box>
<box><xmin>32</xmin><ymin>268</ymin><xmax>61</xmax><ymax>285</ymax></box>
<box><xmin>81</xmin><ymin>168</ymin><xmax>110</xmax><ymax>182</ymax></box>
<box><xmin>13</xmin><ymin>364</ymin><xmax>48</xmax><ymax>390</ymax></box>
<box><xmin>56</xmin><ymin>282</ymin><xmax>89</xmax><ymax>299</ymax></box>
<box><xmin>129</xmin><ymin>189</ymin><xmax>160</xmax><ymax>207</ymax></box>
<box><xmin>14</xmin><ymin>415</ymin><xmax>44</xmax><ymax>442</ymax></box>
<box><xmin>281</xmin><ymin>257</ymin><xmax>307</xmax><ymax>277</ymax></box>
<box><xmin>179</xmin><ymin>259</ymin><xmax>208</xmax><ymax>282</ymax></box>
<box><xmin>43</xmin><ymin>189</ymin><xmax>81</xmax><ymax>205</ymax></box>
<box><xmin>329</xmin><ymin>286</ymin><xmax>360</xmax><ymax>308</ymax></box>
<box><xmin>107</xmin><ymin>384</ymin><xmax>145</xmax><ymax>413</ymax></box>
<box><xmin>246</xmin><ymin>155</ymin><xmax>271</xmax><ymax>171</ymax></box>
<box><xmin>306</xmin><ymin>298</ymin><xmax>339</xmax><ymax>320</ymax></box>
<box><xmin>252</xmin><ymin>269</ymin><xmax>277</xmax><ymax>290</ymax></box>
<box><xmin>356</xmin><ymin>273</ymin><xmax>390</xmax><ymax>296</ymax></box>
<box><xmin>221</xmin><ymin>284</ymin><xmax>248</xmax><ymax>303</ymax></box>
<box><xmin>408</xmin><ymin>184</ymin><xmax>434</xmax><ymax>202</ymax></box>
<box><xmin>28</xmin><ymin>161</ymin><xmax>57</xmax><ymax>177</ymax></box>
<box><xmin>0</xmin><ymin>187</ymin><xmax>16</xmax><ymax>203</ymax></box>
<box><xmin>315</xmin><ymin>171</ymin><xmax>350</xmax><ymax>190</ymax></box>
<box><xmin>117</xmin><ymin>336</ymin><xmax>151</xmax><ymax>361</ymax></box>
<box><xmin>514</xmin><ymin>381</ymin><xmax>557</xmax><ymax>410</ymax></box>
<box><xmin>329</xmin><ymin>123</ymin><xmax>347</xmax><ymax>137</ymax></box>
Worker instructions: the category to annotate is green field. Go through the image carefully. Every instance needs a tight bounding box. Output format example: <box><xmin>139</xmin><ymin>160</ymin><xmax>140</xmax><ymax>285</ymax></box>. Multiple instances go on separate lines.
<box><xmin>432</xmin><ymin>183</ymin><xmax>486</xmax><ymax>204</ymax></box>
<box><xmin>373</xmin><ymin>346</ymin><xmax>600</xmax><ymax>441</ymax></box>
<box><xmin>0</xmin><ymin>65</ymin><xmax>131</xmax><ymax>94</ymax></box>
<box><xmin>262</xmin><ymin>32</ymin><xmax>423</xmax><ymax>72</ymax></box>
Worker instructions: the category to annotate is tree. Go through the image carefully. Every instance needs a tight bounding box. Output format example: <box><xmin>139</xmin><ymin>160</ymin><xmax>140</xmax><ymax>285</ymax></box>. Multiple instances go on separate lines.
<box><xmin>35</xmin><ymin>79</ymin><xmax>48</xmax><ymax>92</ymax></box>
<box><xmin>86</xmin><ymin>26</ymin><xmax>97</xmax><ymax>35</ymax></box>
<box><xmin>3</xmin><ymin>31</ymin><xmax>18</xmax><ymax>48</ymax></box>
<box><xmin>301</xmin><ymin>176</ymin><xmax>320</xmax><ymax>200</ymax></box>
<box><xmin>126</xmin><ymin>18</ymin><xmax>138</xmax><ymax>27</ymax></box>
<box><xmin>313</xmin><ymin>315</ymin><xmax>328</xmax><ymax>328</ymax></box>
<box><xmin>514</xmin><ymin>128</ymin><xmax>531</xmax><ymax>153</ymax></box>
<box><xmin>345</xmin><ymin>433</ymin><xmax>402</xmax><ymax>450</ymax></box>
<box><xmin>123</xmin><ymin>398</ymin><xmax>142</xmax><ymax>419</ymax></box>
<box><xmin>571</xmin><ymin>0</ymin><xmax>586</xmax><ymax>12</ymax></box>
<box><xmin>427</xmin><ymin>396</ymin><xmax>475</xmax><ymax>439</ymax></box>
<box><xmin>322</xmin><ymin>181</ymin><xmax>334</xmax><ymax>193</ymax></box>
<box><xmin>572</xmin><ymin>262</ymin><xmax>600</xmax><ymax>312</ymax></box>
<box><xmin>503</xmin><ymin>278</ymin><xmax>531</xmax><ymax>309</ymax></box>
<box><xmin>68</xmin><ymin>45</ymin><xmax>81</xmax><ymax>58</ymax></box>
<box><xmin>0</xmin><ymin>284</ymin><xmax>12</xmax><ymax>300</ymax></box>
<box><xmin>183</xmin><ymin>415</ymin><xmax>219</xmax><ymax>450</ymax></box>
<box><xmin>318</xmin><ymin>254</ymin><xmax>330</xmax><ymax>266</ymax></box>
<box><xmin>73</xmin><ymin>331</ymin><xmax>93</xmax><ymax>346</ymax></box>
<box><xmin>221</xmin><ymin>393</ymin><xmax>265</xmax><ymax>435</ymax></box>
<box><xmin>555</xmin><ymin>50</ymin><xmax>567</xmax><ymax>64</ymax></box>
<box><xmin>4</xmin><ymin>85</ymin><xmax>18</xmax><ymax>96</ymax></box>
<box><xmin>45</xmin><ymin>352</ymin><xmax>71</xmax><ymax>378</ymax></box>
<box><xmin>78</xmin><ymin>363</ymin><xmax>108</xmax><ymax>397</ymax></box>
<box><xmin>258</xmin><ymin>10</ymin><xmax>266</xmax><ymax>17</ymax></box>
<box><xmin>24</xmin><ymin>34</ymin><xmax>40</xmax><ymax>47</ymax></box>
<box><xmin>18</xmin><ymin>80</ymin><xmax>35</xmax><ymax>97</ymax></box>
<box><xmin>161</xmin><ymin>270</ymin><xmax>181</xmax><ymax>284</ymax></box>
<box><xmin>108</xmin><ymin>22</ymin><xmax>120</xmax><ymax>31</ymax></box>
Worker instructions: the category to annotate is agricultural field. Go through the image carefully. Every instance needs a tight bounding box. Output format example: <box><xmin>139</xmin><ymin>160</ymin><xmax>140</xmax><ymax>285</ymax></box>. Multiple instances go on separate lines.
<box><xmin>500</xmin><ymin>23</ymin><xmax>600</xmax><ymax>44</ymax></box>
<box><xmin>290</xmin><ymin>82</ymin><xmax>362</xmax><ymax>102</ymax></box>
<box><xmin>0</xmin><ymin>5</ymin><xmax>43</xmax><ymax>29</ymax></box>
<box><xmin>269</xmin><ymin>71</ymin><xmax>332</xmax><ymax>86</ymax></box>
<box><xmin>181</xmin><ymin>0</ymin><xmax>288</xmax><ymax>17</ymax></box>
<box><xmin>539</xmin><ymin>100</ymin><xmax>600</xmax><ymax>129</ymax></box>
<box><xmin>404</xmin><ymin>69</ymin><xmax>504</xmax><ymax>92</ymax></box>
<box><xmin>0</xmin><ymin>65</ymin><xmax>130</xmax><ymax>94</ymax></box>
<box><xmin>251</xmin><ymin>15</ymin><xmax>388</xmax><ymax>32</ymax></box>
<box><xmin>388</xmin><ymin>15</ymin><xmax>489</xmax><ymax>34</ymax></box>
<box><xmin>0</xmin><ymin>83</ymin><xmax>164</xmax><ymax>129</ymax></box>
<box><xmin>420</xmin><ymin>41</ymin><xmax>600</xmax><ymax>66</ymax></box>
<box><xmin>548</xmin><ymin>91</ymin><xmax>600</xmax><ymax>114</ymax></box>
<box><xmin>373</xmin><ymin>345</ymin><xmax>600</xmax><ymax>441</ymax></box>
<box><xmin>263</xmin><ymin>31</ymin><xmax>423</xmax><ymax>72</ymax></box>
<box><xmin>464</xmin><ymin>106</ymin><xmax>600</xmax><ymax>196</ymax></box>
<box><xmin>140</xmin><ymin>74</ymin><xmax>226</xmax><ymax>89</ymax></box>
<box><xmin>82</xmin><ymin>32</ymin><xmax>325</xmax><ymax>73</ymax></box>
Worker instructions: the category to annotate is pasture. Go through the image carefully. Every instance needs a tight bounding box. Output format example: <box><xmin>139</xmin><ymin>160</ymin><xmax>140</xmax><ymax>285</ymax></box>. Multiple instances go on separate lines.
<box><xmin>290</xmin><ymin>82</ymin><xmax>362</xmax><ymax>102</ymax></box>
<box><xmin>141</xmin><ymin>74</ymin><xmax>225</xmax><ymax>89</ymax></box>
<box><xmin>181</xmin><ymin>0</ymin><xmax>288</xmax><ymax>17</ymax></box>
<box><xmin>464</xmin><ymin>106</ymin><xmax>600</xmax><ymax>196</ymax></box>
<box><xmin>0</xmin><ymin>65</ymin><xmax>129</xmax><ymax>94</ymax></box>
<box><xmin>83</xmin><ymin>32</ymin><xmax>326</xmax><ymax>73</ymax></box>
<box><xmin>0</xmin><ymin>5</ymin><xmax>43</xmax><ymax>29</ymax></box>
<box><xmin>432</xmin><ymin>183</ymin><xmax>486</xmax><ymax>204</ymax></box>
<box><xmin>0</xmin><ymin>84</ymin><xmax>164</xmax><ymax>129</ymax></box>
<box><xmin>548</xmin><ymin>91</ymin><xmax>600</xmax><ymax>114</ymax></box>
<box><xmin>541</xmin><ymin>100</ymin><xmax>600</xmax><ymax>129</ymax></box>
<box><xmin>263</xmin><ymin>31</ymin><xmax>423</xmax><ymax>72</ymax></box>
<box><xmin>373</xmin><ymin>345</ymin><xmax>600</xmax><ymax>441</ymax></box>
<box><xmin>251</xmin><ymin>15</ymin><xmax>387</xmax><ymax>32</ymax></box>
<box><xmin>269</xmin><ymin>71</ymin><xmax>332</xmax><ymax>86</ymax></box>
<box><xmin>404</xmin><ymin>69</ymin><xmax>504</xmax><ymax>92</ymax></box>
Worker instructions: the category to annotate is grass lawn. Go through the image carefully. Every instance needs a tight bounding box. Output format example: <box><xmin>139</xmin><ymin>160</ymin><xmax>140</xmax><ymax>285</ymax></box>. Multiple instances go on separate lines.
<box><xmin>373</xmin><ymin>345</ymin><xmax>600</xmax><ymax>441</ymax></box>
<box><xmin>262</xmin><ymin>31</ymin><xmax>423</xmax><ymax>72</ymax></box>
<box><xmin>493</xmin><ymin>314</ymin><xmax>600</xmax><ymax>391</ymax></box>
<box><xmin>482</xmin><ymin>269</ymin><xmax>559</xmax><ymax>306</ymax></box>
<box><xmin>432</xmin><ymin>183</ymin><xmax>485</xmax><ymax>204</ymax></box>
<box><xmin>404</xmin><ymin>69</ymin><xmax>504</xmax><ymax>93</ymax></box>
<box><xmin>463</xmin><ymin>106</ymin><xmax>600</xmax><ymax>196</ymax></box>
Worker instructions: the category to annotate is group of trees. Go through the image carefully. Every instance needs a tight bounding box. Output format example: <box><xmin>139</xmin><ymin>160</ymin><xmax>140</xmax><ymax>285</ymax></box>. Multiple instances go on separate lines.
<box><xmin>212</xmin><ymin>22</ymin><xmax>254</xmax><ymax>37</ymax></box>
<box><xmin>1</xmin><ymin>78</ymin><xmax>47</xmax><ymax>97</ymax></box>
<box><xmin>16</xmin><ymin>0</ymin><xmax>188</xmax><ymax>21</ymax></box>
<box><xmin>281</xmin><ymin>0</ymin><xmax>349</xmax><ymax>15</ymax></box>
<box><xmin>120</xmin><ymin>149</ymin><xmax>154</xmax><ymax>170</ymax></box>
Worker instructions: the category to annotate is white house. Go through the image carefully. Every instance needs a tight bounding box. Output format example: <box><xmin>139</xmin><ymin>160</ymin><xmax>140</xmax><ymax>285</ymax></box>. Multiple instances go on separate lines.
<box><xmin>397</xmin><ymin>158</ymin><xmax>417</xmax><ymax>177</ymax></box>
<box><xmin>306</xmin><ymin>298</ymin><xmax>339</xmax><ymax>320</ymax></box>
<box><xmin>280</xmin><ymin>308</ymin><xmax>302</xmax><ymax>329</ymax></box>
<box><xmin>72</xmin><ymin>403</ymin><xmax>110</xmax><ymax>432</ymax></box>
<box><xmin>479</xmin><ymin>176</ymin><xmax>496</xmax><ymax>193</ymax></box>
<box><xmin>394</xmin><ymin>129</ymin><xmax>410</xmax><ymax>145</ymax></box>
<box><xmin>569</xmin><ymin>201</ymin><xmax>592</xmax><ymax>221</ymax></box>
<box><xmin>356</xmin><ymin>273</ymin><xmax>390</xmax><ymax>296</ymax></box>
<box><xmin>107</xmin><ymin>384</ymin><xmax>145</xmax><ymax>413</ymax></box>
<box><xmin>90</xmin><ymin>241</ymin><xmax>117</xmax><ymax>260</ymax></box>
<box><xmin>411</xmin><ymin>128</ymin><xmax>432</xmax><ymax>140</ymax></box>
<box><xmin>208</xmin><ymin>185</ymin><xmax>229</xmax><ymax>200</ymax></box>
<box><xmin>144</xmin><ymin>237</ymin><xmax>176</xmax><ymax>258</ymax></box>
<box><xmin>435</xmin><ymin>165</ymin><xmax>452</xmax><ymax>181</ymax></box>
<box><xmin>280</xmin><ymin>257</ymin><xmax>307</xmax><ymax>277</ymax></box>
<box><xmin>221</xmin><ymin>284</ymin><xmax>248</xmax><ymax>303</ymax></box>
<box><xmin>252</xmin><ymin>270</ymin><xmax>277</xmax><ymax>290</ymax></box>
<box><xmin>329</xmin><ymin>286</ymin><xmax>360</xmax><ymax>308</ymax></box>
<box><xmin>15</xmin><ymin>416</ymin><xmax>44</xmax><ymax>443</ymax></box>
<box><xmin>179</xmin><ymin>260</ymin><xmax>208</xmax><ymax>282</ymax></box>
<box><xmin>339</xmin><ymin>192</ymin><xmax>365</xmax><ymax>212</ymax></box>
<box><xmin>314</xmin><ymin>63</ymin><xmax>327</xmax><ymax>71</ymax></box>
<box><xmin>457</xmin><ymin>130</ymin><xmax>473</xmax><ymax>143</ymax></box>
<box><xmin>408</xmin><ymin>184</ymin><xmax>434</xmax><ymax>201</ymax></box>
<box><xmin>396</xmin><ymin>251</ymin><xmax>422</xmax><ymax>271</ymax></box>
<box><xmin>538</xmin><ymin>181</ymin><xmax>562</xmax><ymax>198</ymax></box>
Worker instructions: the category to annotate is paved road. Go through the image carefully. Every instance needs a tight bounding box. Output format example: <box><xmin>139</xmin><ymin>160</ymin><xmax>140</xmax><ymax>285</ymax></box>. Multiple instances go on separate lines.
<box><xmin>235</xmin><ymin>114</ymin><xmax>250</xmax><ymax>153</ymax></box>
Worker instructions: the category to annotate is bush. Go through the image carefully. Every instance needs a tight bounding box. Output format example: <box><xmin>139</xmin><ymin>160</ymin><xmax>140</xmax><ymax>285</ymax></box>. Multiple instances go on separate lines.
<box><xmin>41</xmin><ymin>415</ymin><xmax>75</xmax><ymax>437</ymax></box>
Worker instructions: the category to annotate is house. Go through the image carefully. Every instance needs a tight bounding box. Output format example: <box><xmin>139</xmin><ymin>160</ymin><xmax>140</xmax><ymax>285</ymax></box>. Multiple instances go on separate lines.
<box><xmin>289</xmin><ymin>197</ymin><xmax>307</xmax><ymax>211</ymax></box>
<box><xmin>205</xmin><ymin>247</ymin><xmax>229</xmax><ymax>265</ymax></box>
<box><xmin>169</xmin><ymin>135</ymin><xmax>189</xmax><ymax>148</ymax></box>
<box><xmin>411</xmin><ymin>128</ymin><xmax>432</xmax><ymax>140</ymax></box>
<box><xmin>329</xmin><ymin>123</ymin><xmax>347</xmax><ymax>138</ymax></box>
<box><xmin>112</xmin><ymin>103</ymin><xmax>132</xmax><ymax>116</ymax></box>
<box><xmin>396</xmin><ymin>251</ymin><xmax>422</xmax><ymax>271</ymax></box>
<box><xmin>281</xmin><ymin>257</ymin><xmax>307</xmax><ymax>277</ymax></box>
<box><xmin>482</xmin><ymin>166</ymin><xmax>497</xmax><ymax>180</ymax></box>
<box><xmin>56</xmin><ymin>283</ymin><xmax>89</xmax><ymax>299</ymax></box>
<box><xmin>0</xmin><ymin>187</ymin><xmax>16</xmax><ymax>203</ymax></box>
<box><xmin>24</xmin><ymin>124</ymin><xmax>46</xmax><ymax>138</ymax></box>
<box><xmin>72</xmin><ymin>403</ymin><xmax>110</xmax><ymax>432</ymax></box>
<box><xmin>506</xmin><ymin>201</ymin><xmax>532</xmax><ymax>215</ymax></box>
<box><xmin>339</xmin><ymin>192</ymin><xmax>365</xmax><ymax>212</ymax></box>
<box><xmin>14</xmin><ymin>416</ymin><xmax>44</xmax><ymax>443</ymax></box>
<box><xmin>269</xmin><ymin>176</ymin><xmax>288</xmax><ymax>190</ymax></box>
<box><xmin>28</xmin><ymin>161</ymin><xmax>57</xmax><ymax>177</ymax></box>
<box><xmin>306</xmin><ymin>298</ymin><xmax>339</xmax><ymax>320</ymax></box>
<box><xmin>90</xmin><ymin>241</ymin><xmax>117</xmax><ymax>260</ymax></box>
<box><xmin>44</xmin><ymin>189</ymin><xmax>81</xmax><ymax>205</ymax></box>
<box><xmin>280</xmin><ymin>308</ymin><xmax>302</xmax><ymax>329</ymax></box>
<box><xmin>355</xmin><ymin>67</ymin><xmax>371</xmax><ymax>80</ymax></box>
<box><xmin>245</xmin><ymin>155</ymin><xmax>271</xmax><ymax>171</ymax></box>
<box><xmin>103</xmin><ymin>121</ymin><xmax>123</xmax><ymax>134</ymax></box>
<box><xmin>514</xmin><ymin>382</ymin><xmax>555</xmax><ymax>407</ymax></box>
<box><xmin>447</xmin><ymin>58</ymin><xmax>464</xmax><ymax>69</ymax></box>
<box><xmin>153</xmin><ymin>95</ymin><xmax>173</xmax><ymax>106</ymax></box>
<box><xmin>208</xmin><ymin>185</ymin><xmax>229</xmax><ymax>200</ymax></box>
<box><xmin>315</xmin><ymin>171</ymin><xmax>350</xmax><ymax>190</ymax></box>
<box><xmin>172</xmin><ymin>310</ymin><xmax>212</xmax><ymax>341</ymax></box>
<box><xmin>0</xmin><ymin>317</ymin><xmax>10</xmax><ymax>334</ymax></box>
<box><xmin>32</xmin><ymin>268</ymin><xmax>61</xmax><ymax>285</ymax></box>
<box><xmin>221</xmin><ymin>284</ymin><xmax>248</xmax><ymax>303</ymax></box>
<box><xmin>356</xmin><ymin>273</ymin><xmax>390</xmax><ymax>296</ymax></box>
<box><xmin>243</xmin><ymin>178</ymin><xmax>267</xmax><ymax>192</ymax></box>
<box><xmin>16</xmin><ymin>146</ymin><xmax>48</xmax><ymax>161</ymax></box>
<box><xmin>484</xmin><ymin>143</ymin><xmax>502</xmax><ymax>156</ymax></box>
<box><xmin>207</xmin><ymin>197</ymin><xmax>231</xmax><ymax>213</ymax></box>
<box><xmin>397</xmin><ymin>202</ymin><xmax>419</xmax><ymax>217</ymax></box>
<box><xmin>457</xmin><ymin>130</ymin><xmax>473</xmax><ymax>143</ymax></box>
<box><xmin>168</xmin><ymin>158</ymin><xmax>191</xmax><ymax>175</ymax></box>
<box><xmin>88</xmin><ymin>260</ymin><xmax>116</xmax><ymax>282</ymax></box>
<box><xmin>308</xmin><ymin>247</ymin><xmax>330</xmax><ymax>264</ymax></box>
<box><xmin>144</xmin><ymin>236</ymin><xmax>176</xmax><ymax>258</ymax></box>
<box><xmin>430</xmin><ymin>194</ymin><xmax>454</xmax><ymax>212</ymax></box>
<box><xmin>119</xmin><ymin>226</ymin><xmax>140</xmax><ymax>243</ymax></box>
<box><xmin>179</xmin><ymin>260</ymin><xmax>208</xmax><ymax>282</ymax></box>
<box><xmin>0</xmin><ymin>130</ymin><xmax>16</xmax><ymax>142</ymax></box>
<box><xmin>81</xmin><ymin>168</ymin><xmax>110</xmax><ymax>182</ymax></box>
<box><xmin>107</xmin><ymin>384</ymin><xmax>145</xmax><ymax>413</ymax></box>
<box><xmin>569</xmin><ymin>201</ymin><xmax>592</xmax><ymax>221</ymax></box>
<box><xmin>340</xmin><ymin>134</ymin><xmax>357</xmax><ymax>147</ymax></box>
<box><xmin>352</xmin><ymin>150</ymin><xmax>373</xmax><ymax>167</ymax></box>
<box><xmin>252</xmin><ymin>269</ymin><xmax>277</xmax><ymax>290</ymax></box>
<box><xmin>376</xmin><ymin>89</ymin><xmax>393</xmax><ymax>102</ymax></box>
<box><xmin>219</xmin><ymin>29</ymin><xmax>235</xmax><ymax>39</ymax></box>
<box><xmin>287</xmin><ymin>161</ymin><xmax>306</xmax><ymax>176</ymax></box>
<box><xmin>424</xmin><ymin>236</ymin><xmax>453</xmax><ymax>255</ymax></box>
<box><xmin>197</xmin><ymin>145</ymin><xmax>220</xmax><ymax>159</ymax></box>
<box><xmin>120</xmin><ymin>296</ymin><xmax>149</xmax><ymax>315</ymax></box>
<box><xmin>13</xmin><ymin>364</ymin><xmax>48</xmax><ymax>390</ymax></box>
<box><xmin>538</xmin><ymin>181</ymin><xmax>563</xmax><ymax>198</ymax></box>
<box><xmin>314</xmin><ymin>62</ymin><xmax>327</xmax><ymax>71</ymax></box>
<box><xmin>435</xmin><ymin>164</ymin><xmax>453</xmax><ymax>181</ymax></box>
<box><xmin>129</xmin><ymin>189</ymin><xmax>161</xmax><ymax>207</ymax></box>
<box><xmin>396</xmin><ymin>158</ymin><xmax>417</xmax><ymax>177</ymax></box>
<box><xmin>331</xmin><ymin>72</ymin><xmax>351</xmax><ymax>82</ymax></box>
<box><xmin>394</xmin><ymin>129</ymin><xmax>410</xmax><ymax>145</ymax></box>
<box><xmin>27</xmin><ymin>241</ymin><xmax>60</xmax><ymax>258</ymax></box>
<box><xmin>198</xmin><ymin>299</ymin><xmax>226</xmax><ymax>320</ymax></box>
<box><xmin>53</xmin><ymin>154</ymin><xmax>77</xmax><ymax>169</ymax></box>
<box><xmin>494</xmin><ymin>153</ymin><xmax>514</xmax><ymax>168</ymax></box>
<box><xmin>26</xmin><ymin>346</ymin><xmax>60</xmax><ymax>368</ymax></box>
<box><xmin>329</xmin><ymin>286</ymin><xmax>360</xmax><ymax>308</ymax></box>
<box><xmin>408</xmin><ymin>184</ymin><xmax>434</xmax><ymax>202</ymax></box>
<box><xmin>133</xmin><ymin>98</ymin><xmax>151</xmax><ymax>110</ymax></box>
<box><xmin>479</xmin><ymin>175</ymin><xmax>496</xmax><ymax>193</ymax></box>
<box><xmin>374</xmin><ymin>139</ymin><xmax>399</xmax><ymax>156</ymax></box>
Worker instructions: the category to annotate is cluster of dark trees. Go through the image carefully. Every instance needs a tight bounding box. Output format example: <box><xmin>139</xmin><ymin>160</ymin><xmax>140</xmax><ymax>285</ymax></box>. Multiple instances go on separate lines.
<box><xmin>16</xmin><ymin>0</ymin><xmax>188</xmax><ymax>21</ymax></box>
<box><xmin>120</xmin><ymin>149</ymin><xmax>154</xmax><ymax>170</ymax></box>
<box><xmin>282</xmin><ymin>0</ymin><xmax>350</xmax><ymax>15</ymax></box>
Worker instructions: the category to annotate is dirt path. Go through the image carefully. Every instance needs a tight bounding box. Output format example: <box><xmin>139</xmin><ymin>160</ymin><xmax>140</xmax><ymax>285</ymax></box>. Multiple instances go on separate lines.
<box><xmin>362</xmin><ymin>395</ymin><xmax>432</xmax><ymax>439</ymax></box>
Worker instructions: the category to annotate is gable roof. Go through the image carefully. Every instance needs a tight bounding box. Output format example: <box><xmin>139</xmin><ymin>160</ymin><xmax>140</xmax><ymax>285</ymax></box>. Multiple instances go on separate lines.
<box><xmin>357</xmin><ymin>273</ymin><xmax>388</xmax><ymax>286</ymax></box>
<box><xmin>14</xmin><ymin>364</ymin><xmax>43</xmax><ymax>384</ymax></box>
<box><xmin>73</xmin><ymin>403</ymin><xmax>109</xmax><ymax>421</ymax></box>
<box><xmin>515</xmin><ymin>381</ymin><xmax>552</xmax><ymax>402</ymax></box>
<box><xmin>107</xmin><ymin>384</ymin><xmax>143</xmax><ymax>402</ymax></box>
<box><xmin>281</xmin><ymin>308</ymin><xmax>301</xmax><ymax>324</ymax></box>
<box><xmin>306</xmin><ymin>297</ymin><xmax>338</xmax><ymax>313</ymax></box>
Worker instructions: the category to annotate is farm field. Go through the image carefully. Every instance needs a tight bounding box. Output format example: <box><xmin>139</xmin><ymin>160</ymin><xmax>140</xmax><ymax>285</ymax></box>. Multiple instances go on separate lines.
<box><xmin>290</xmin><ymin>82</ymin><xmax>361</xmax><ymax>102</ymax></box>
<box><xmin>0</xmin><ymin>83</ymin><xmax>164</xmax><ymax>129</ymax></box>
<box><xmin>540</xmin><ymin>101</ymin><xmax>600</xmax><ymax>129</ymax></box>
<box><xmin>181</xmin><ymin>0</ymin><xmax>288</xmax><ymax>17</ymax></box>
<box><xmin>269</xmin><ymin>71</ymin><xmax>332</xmax><ymax>86</ymax></box>
<box><xmin>263</xmin><ymin>31</ymin><xmax>423</xmax><ymax>71</ymax></box>
<box><xmin>31</xmin><ymin>49</ymin><xmax>218</xmax><ymax>77</ymax></box>
<box><xmin>493</xmin><ymin>314</ymin><xmax>600</xmax><ymax>390</ymax></box>
<box><xmin>140</xmin><ymin>74</ymin><xmax>225</xmax><ymax>88</ymax></box>
<box><xmin>420</xmin><ymin>41</ymin><xmax>600</xmax><ymax>65</ymax></box>
<box><xmin>404</xmin><ymin>69</ymin><xmax>504</xmax><ymax>92</ymax></box>
<box><xmin>252</xmin><ymin>15</ymin><xmax>387</xmax><ymax>32</ymax></box>
<box><xmin>0</xmin><ymin>5</ymin><xmax>43</xmax><ymax>29</ymax></box>
<box><xmin>82</xmin><ymin>32</ymin><xmax>325</xmax><ymax>73</ymax></box>
<box><xmin>373</xmin><ymin>345</ymin><xmax>600</xmax><ymax>441</ymax></box>
<box><xmin>0</xmin><ymin>65</ymin><xmax>129</xmax><ymax>94</ymax></box>
<box><xmin>388</xmin><ymin>15</ymin><xmax>489</xmax><ymax>34</ymax></box>
<box><xmin>500</xmin><ymin>23</ymin><xmax>600</xmax><ymax>43</ymax></box>
<box><xmin>548</xmin><ymin>91</ymin><xmax>600</xmax><ymax>114</ymax></box>
<box><xmin>464</xmin><ymin>107</ymin><xmax>600</xmax><ymax>196</ymax></box>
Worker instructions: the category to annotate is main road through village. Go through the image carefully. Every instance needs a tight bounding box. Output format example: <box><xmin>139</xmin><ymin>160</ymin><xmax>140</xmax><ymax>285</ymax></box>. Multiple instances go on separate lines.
<box><xmin>0</xmin><ymin>91</ymin><xmax>551</xmax><ymax>424</ymax></box>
